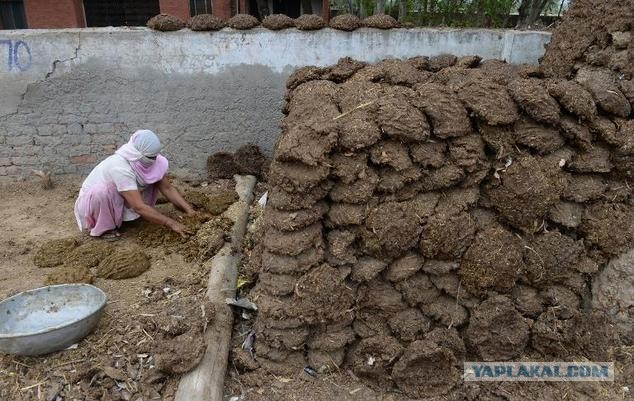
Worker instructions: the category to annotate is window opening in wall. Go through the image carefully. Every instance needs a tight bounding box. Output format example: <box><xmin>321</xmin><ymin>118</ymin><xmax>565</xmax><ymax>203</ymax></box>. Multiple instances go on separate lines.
<box><xmin>190</xmin><ymin>0</ymin><xmax>212</xmax><ymax>16</ymax></box>
<box><xmin>0</xmin><ymin>0</ymin><xmax>27</xmax><ymax>29</ymax></box>
<box><xmin>271</xmin><ymin>0</ymin><xmax>300</xmax><ymax>18</ymax></box>
<box><xmin>83</xmin><ymin>0</ymin><xmax>160</xmax><ymax>27</ymax></box>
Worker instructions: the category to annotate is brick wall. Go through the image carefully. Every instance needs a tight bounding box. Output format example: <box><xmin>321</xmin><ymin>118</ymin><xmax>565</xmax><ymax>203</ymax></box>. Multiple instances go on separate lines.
<box><xmin>23</xmin><ymin>0</ymin><xmax>85</xmax><ymax>28</ymax></box>
<box><xmin>212</xmin><ymin>0</ymin><xmax>232</xmax><ymax>20</ymax></box>
<box><xmin>159</xmin><ymin>0</ymin><xmax>190</xmax><ymax>21</ymax></box>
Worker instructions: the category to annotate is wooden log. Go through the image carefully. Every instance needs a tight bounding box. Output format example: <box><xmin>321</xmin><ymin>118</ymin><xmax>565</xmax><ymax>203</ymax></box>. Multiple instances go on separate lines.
<box><xmin>175</xmin><ymin>174</ymin><xmax>256</xmax><ymax>401</ymax></box>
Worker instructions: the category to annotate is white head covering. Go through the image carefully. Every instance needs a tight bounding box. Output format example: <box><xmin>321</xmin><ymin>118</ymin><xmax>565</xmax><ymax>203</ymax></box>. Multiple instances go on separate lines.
<box><xmin>116</xmin><ymin>129</ymin><xmax>162</xmax><ymax>167</ymax></box>
<box><xmin>132</xmin><ymin>129</ymin><xmax>162</xmax><ymax>157</ymax></box>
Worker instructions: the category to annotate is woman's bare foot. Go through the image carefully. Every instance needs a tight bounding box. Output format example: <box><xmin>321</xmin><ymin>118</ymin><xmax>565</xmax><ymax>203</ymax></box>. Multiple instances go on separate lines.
<box><xmin>99</xmin><ymin>230</ymin><xmax>121</xmax><ymax>242</ymax></box>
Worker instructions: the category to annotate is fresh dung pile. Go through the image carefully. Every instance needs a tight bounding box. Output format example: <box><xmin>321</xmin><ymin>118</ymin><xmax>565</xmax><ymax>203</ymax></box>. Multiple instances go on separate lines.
<box><xmin>135</xmin><ymin>211</ymin><xmax>233</xmax><ymax>262</ymax></box>
<box><xmin>207</xmin><ymin>143</ymin><xmax>268</xmax><ymax>179</ymax></box>
<box><xmin>243</xmin><ymin>5</ymin><xmax>633</xmax><ymax>394</ymax></box>
<box><xmin>185</xmin><ymin>189</ymin><xmax>239</xmax><ymax>215</ymax></box>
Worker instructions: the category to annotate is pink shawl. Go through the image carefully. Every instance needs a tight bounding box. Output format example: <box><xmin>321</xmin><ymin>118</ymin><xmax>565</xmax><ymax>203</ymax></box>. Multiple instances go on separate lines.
<box><xmin>115</xmin><ymin>130</ymin><xmax>168</xmax><ymax>185</ymax></box>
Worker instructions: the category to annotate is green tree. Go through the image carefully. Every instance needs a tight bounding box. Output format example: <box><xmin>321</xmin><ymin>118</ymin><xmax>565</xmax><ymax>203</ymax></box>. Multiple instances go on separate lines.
<box><xmin>398</xmin><ymin>0</ymin><xmax>407</xmax><ymax>20</ymax></box>
<box><xmin>517</xmin><ymin>0</ymin><xmax>552</xmax><ymax>26</ymax></box>
<box><xmin>375</xmin><ymin>0</ymin><xmax>386</xmax><ymax>14</ymax></box>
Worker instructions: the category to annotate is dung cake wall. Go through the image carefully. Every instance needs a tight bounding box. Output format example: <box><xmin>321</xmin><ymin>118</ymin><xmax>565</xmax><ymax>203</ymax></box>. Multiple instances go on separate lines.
<box><xmin>249</xmin><ymin>48</ymin><xmax>633</xmax><ymax>396</ymax></box>
<box><xmin>541</xmin><ymin>0</ymin><xmax>633</xmax><ymax>79</ymax></box>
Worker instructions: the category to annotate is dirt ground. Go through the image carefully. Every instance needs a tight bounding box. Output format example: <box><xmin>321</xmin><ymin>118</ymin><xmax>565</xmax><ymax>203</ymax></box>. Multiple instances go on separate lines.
<box><xmin>0</xmin><ymin>177</ymin><xmax>82</xmax><ymax>300</ymax></box>
<box><xmin>0</xmin><ymin>176</ymin><xmax>231</xmax><ymax>400</ymax></box>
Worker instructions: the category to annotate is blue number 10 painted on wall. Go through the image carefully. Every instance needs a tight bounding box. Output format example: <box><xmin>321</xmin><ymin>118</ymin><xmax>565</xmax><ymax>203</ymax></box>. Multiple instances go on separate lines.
<box><xmin>0</xmin><ymin>40</ymin><xmax>32</xmax><ymax>72</ymax></box>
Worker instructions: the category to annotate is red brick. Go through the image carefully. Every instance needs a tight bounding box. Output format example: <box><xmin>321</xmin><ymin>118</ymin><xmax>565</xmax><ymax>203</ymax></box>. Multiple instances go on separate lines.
<box><xmin>160</xmin><ymin>0</ymin><xmax>190</xmax><ymax>21</ymax></box>
<box><xmin>102</xmin><ymin>144</ymin><xmax>117</xmax><ymax>153</ymax></box>
<box><xmin>24</xmin><ymin>0</ymin><xmax>86</xmax><ymax>29</ymax></box>
<box><xmin>70</xmin><ymin>154</ymin><xmax>97</xmax><ymax>165</ymax></box>
<box><xmin>212</xmin><ymin>0</ymin><xmax>232</xmax><ymax>20</ymax></box>
<box><xmin>322</xmin><ymin>0</ymin><xmax>330</xmax><ymax>21</ymax></box>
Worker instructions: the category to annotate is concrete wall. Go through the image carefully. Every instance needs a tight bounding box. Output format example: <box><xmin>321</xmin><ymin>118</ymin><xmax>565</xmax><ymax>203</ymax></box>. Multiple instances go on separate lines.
<box><xmin>0</xmin><ymin>27</ymin><xmax>550</xmax><ymax>180</ymax></box>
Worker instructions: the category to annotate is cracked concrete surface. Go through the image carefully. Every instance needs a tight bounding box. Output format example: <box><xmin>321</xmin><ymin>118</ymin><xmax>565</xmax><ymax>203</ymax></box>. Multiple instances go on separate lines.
<box><xmin>45</xmin><ymin>32</ymin><xmax>81</xmax><ymax>79</ymax></box>
<box><xmin>1</xmin><ymin>31</ymin><xmax>81</xmax><ymax>118</ymax></box>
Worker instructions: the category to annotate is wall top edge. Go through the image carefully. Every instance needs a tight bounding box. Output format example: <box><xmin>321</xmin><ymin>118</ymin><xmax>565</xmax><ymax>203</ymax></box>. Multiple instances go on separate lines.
<box><xmin>0</xmin><ymin>26</ymin><xmax>552</xmax><ymax>36</ymax></box>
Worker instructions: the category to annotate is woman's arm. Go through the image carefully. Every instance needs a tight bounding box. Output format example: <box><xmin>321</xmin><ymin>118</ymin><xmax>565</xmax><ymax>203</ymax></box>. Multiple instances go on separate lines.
<box><xmin>120</xmin><ymin>189</ymin><xmax>191</xmax><ymax>237</ymax></box>
<box><xmin>156</xmin><ymin>177</ymin><xmax>195</xmax><ymax>215</ymax></box>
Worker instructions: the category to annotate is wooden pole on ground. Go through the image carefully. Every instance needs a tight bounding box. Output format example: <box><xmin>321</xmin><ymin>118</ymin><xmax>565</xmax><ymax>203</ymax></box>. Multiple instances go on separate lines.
<box><xmin>175</xmin><ymin>174</ymin><xmax>257</xmax><ymax>401</ymax></box>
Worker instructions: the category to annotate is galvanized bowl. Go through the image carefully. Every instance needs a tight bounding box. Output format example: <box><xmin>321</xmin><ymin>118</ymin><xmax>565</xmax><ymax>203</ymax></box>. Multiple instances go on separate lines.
<box><xmin>0</xmin><ymin>284</ymin><xmax>107</xmax><ymax>356</ymax></box>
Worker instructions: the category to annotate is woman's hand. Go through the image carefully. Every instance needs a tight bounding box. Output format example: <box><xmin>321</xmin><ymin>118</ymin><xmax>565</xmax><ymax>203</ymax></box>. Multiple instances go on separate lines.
<box><xmin>157</xmin><ymin>178</ymin><xmax>196</xmax><ymax>215</ymax></box>
<box><xmin>168</xmin><ymin>220</ymin><xmax>193</xmax><ymax>238</ymax></box>
<box><xmin>120</xmin><ymin>189</ymin><xmax>194</xmax><ymax>238</ymax></box>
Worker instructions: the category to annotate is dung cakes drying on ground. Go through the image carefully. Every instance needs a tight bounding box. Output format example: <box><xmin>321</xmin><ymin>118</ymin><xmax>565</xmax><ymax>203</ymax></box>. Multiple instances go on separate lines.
<box><xmin>97</xmin><ymin>248</ymin><xmax>151</xmax><ymax>279</ymax></box>
<box><xmin>64</xmin><ymin>240</ymin><xmax>114</xmax><ymax>268</ymax></box>
<box><xmin>33</xmin><ymin>238</ymin><xmax>79</xmax><ymax>268</ymax></box>
<box><xmin>46</xmin><ymin>265</ymin><xmax>93</xmax><ymax>285</ymax></box>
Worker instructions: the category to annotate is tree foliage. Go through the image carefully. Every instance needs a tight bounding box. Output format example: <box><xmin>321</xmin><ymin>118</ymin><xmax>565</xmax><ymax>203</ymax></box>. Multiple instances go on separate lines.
<box><xmin>331</xmin><ymin>0</ymin><xmax>564</xmax><ymax>27</ymax></box>
<box><xmin>517</xmin><ymin>0</ymin><xmax>553</xmax><ymax>26</ymax></box>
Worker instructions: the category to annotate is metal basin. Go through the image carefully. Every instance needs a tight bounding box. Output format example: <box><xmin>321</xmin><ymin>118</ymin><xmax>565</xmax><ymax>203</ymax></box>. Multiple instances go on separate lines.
<box><xmin>0</xmin><ymin>284</ymin><xmax>107</xmax><ymax>356</ymax></box>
